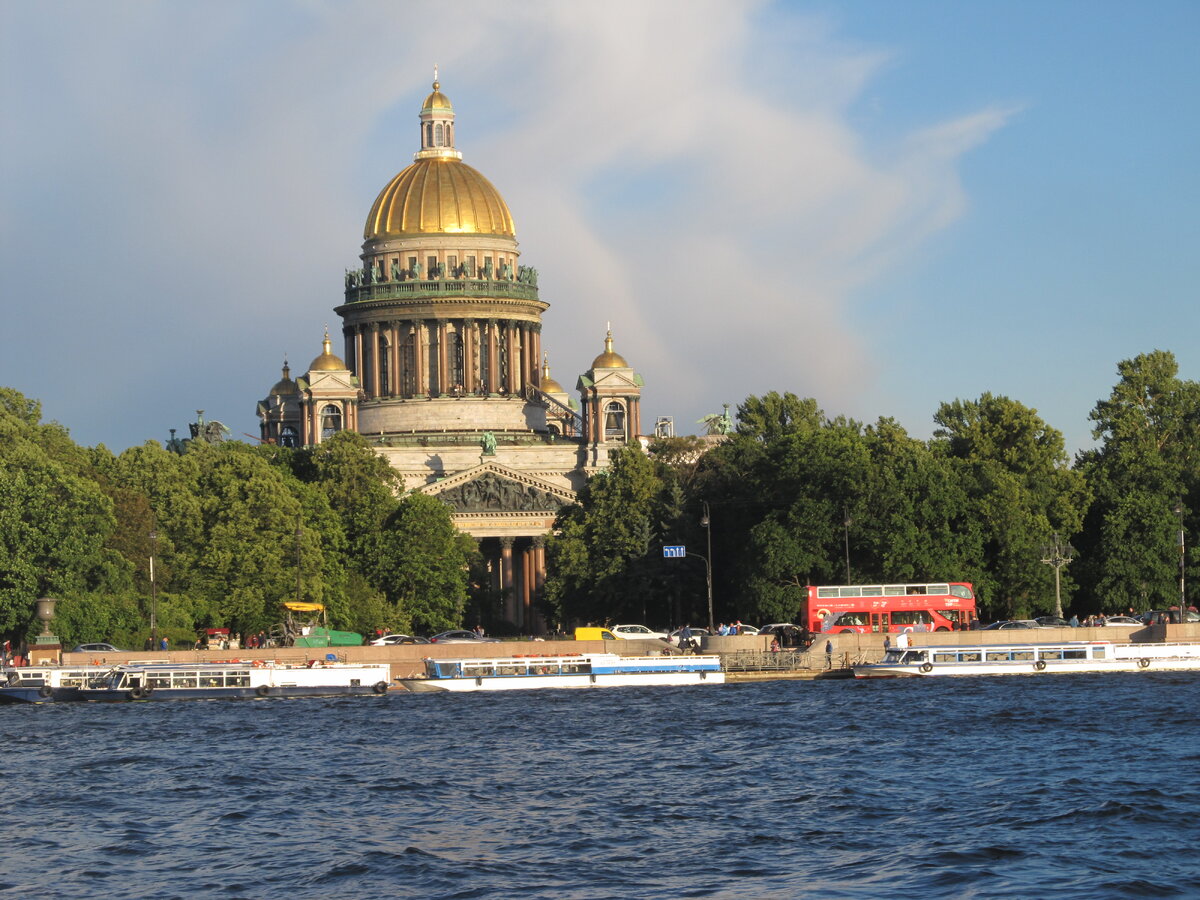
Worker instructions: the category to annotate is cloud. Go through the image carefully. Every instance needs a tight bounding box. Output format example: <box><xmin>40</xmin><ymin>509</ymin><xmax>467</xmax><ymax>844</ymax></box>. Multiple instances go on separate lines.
<box><xmin>0</xmin><ymin>0</ymin><xmax>1008</xmax><ymax>447</ymax></box>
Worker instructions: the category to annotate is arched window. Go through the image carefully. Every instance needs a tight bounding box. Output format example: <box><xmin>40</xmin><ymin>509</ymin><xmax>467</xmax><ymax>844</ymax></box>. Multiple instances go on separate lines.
<box><xmin>280</xmin><ymin>425</ymin><xmax>298</xmax><ymax>448</ymax></box>
<box><xmin>321</xmin><ymin>404</ymin><xmax>342</xmax><ymax>441</ymax></box>
<box><xmin>379</xmin><ymin>336</ymin><xmax>390</xmax><ymax>396</ymax></box>
<box><xmin>400</xmin><ymin>331</ymin><xmax>416</xmax><ymax>397</ymax></box>
<box><xmin>448</xmin><ymin>330</ymin><xmax>464</xmax><ymax>392</ymax></box>
<box><xmin>425</xmin><ymin>123</ymin><xmax>433</xmax><ymax>147</ymax></box>
<box><xmin>604</xmin><ymin>402</ymin><xmax>626</xmax><ymax>440</ymax></box>
<box><xmin>435</xmin><ymin>123</ymin><xmax>444</xmax><ymax>146</ymax></box>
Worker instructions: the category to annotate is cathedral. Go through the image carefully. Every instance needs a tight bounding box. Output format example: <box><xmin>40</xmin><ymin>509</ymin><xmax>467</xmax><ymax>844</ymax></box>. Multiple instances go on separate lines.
<box><xmin>256</xmin><ymin>76</ymin><xmax>644</xmax><ymax>632</ymax></box>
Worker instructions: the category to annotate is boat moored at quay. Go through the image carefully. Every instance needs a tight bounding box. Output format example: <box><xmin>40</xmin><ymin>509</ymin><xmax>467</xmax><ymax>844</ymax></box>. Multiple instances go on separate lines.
<box><xmin>854</xmin><ymin>640</ymin><xmax>1200</xmax><ymax>678</ymax></box>
<box><xmin>0</xmin><ymin>665</ymin><xmax>117</xmax><ymax>704</ymax></box>
<box><xmin>78</xmin><ymin>659</ymin><xmax>393</xmax><ymax>701</ymax></box>
<box><xmin>399</xmin><ymin>652</ymin><xmax>725</xmax><ymax>692</ymax></box>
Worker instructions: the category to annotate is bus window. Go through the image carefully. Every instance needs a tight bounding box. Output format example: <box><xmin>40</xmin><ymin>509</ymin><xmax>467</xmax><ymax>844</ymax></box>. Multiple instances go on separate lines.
<box><xmin>949</xmin><ymin>584</ymin><xmax>974</xmax><ymax>600</ymax></box>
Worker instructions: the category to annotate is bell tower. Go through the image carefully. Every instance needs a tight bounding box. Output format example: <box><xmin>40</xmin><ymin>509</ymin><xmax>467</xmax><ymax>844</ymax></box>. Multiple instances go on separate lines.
<box><xmin>578</xmin><ymin>326</ymin><xmax>643</xmax><ymax>465</ymax></box>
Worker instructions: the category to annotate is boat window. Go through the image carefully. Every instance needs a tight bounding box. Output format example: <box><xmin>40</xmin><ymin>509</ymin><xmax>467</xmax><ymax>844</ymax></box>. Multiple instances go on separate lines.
<box><xmin>172</xmin><ymin>672</ymin><xmax>200</xmax><ymax>688</ymax></box>
<box><xmin>884</xmin><ymin>650</ymin><xmax>906</xmax><ymax>662</ymax></box>
<box><xmin>1092</xmin><ymin>647</ymin><xmax>1105</xmax><ymax>659</ymax></box>
<box><xmin>902</xmin><ymin>650</ymin><xmax>927</xmax><ymax>663</ymax></box>
<box><xmin>933</xmin><ymin>652</ymin><xmax>957</xmax><ymax>663</ymax></box>
<box><xmin>1062</xmin><ymin>649</ymin><xmax>1087</xmax><ymax>660</ymax></box>
<box><xmin>148</xmin><ymin>673</ymin><xmax>172</xmax><ymax>688</ymax></box>
<box><xmin>985</xmin><ymin>651</ymin><xmax>1010</xmax><ymax>661</ymax></box>
<box><xmin>958</xmin><ymin>651</ymin><xmax>981</xmax><ymax>663</ymax></box>
<box><xmin>1039</xmin><ymin>650</ymin><xmax>1063</xmax><ymax>660</ymax></box>
<box><xmin>1011</xmin><ymin>650</ymin><xmax>1034</xmax><ymax>661</ymax></box>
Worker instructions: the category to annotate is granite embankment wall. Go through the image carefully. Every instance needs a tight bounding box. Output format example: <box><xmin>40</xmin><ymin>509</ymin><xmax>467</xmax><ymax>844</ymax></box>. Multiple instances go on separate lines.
<box><xmin>58</xmin><ymin>625</ymin><xmax>1200</xmax><ymax>681</ymax></box>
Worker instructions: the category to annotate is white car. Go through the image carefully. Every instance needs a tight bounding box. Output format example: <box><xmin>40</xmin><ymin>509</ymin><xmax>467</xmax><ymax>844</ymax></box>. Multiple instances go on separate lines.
<box><xmin>609</xmin><ymin>624</ymin><xmax>670</xmax><ymax>641</ymax></box>
<box><xmin>1100</xmin><ymin>615</ymin><xmax>1143</xmax><ymax>627</ymax></box>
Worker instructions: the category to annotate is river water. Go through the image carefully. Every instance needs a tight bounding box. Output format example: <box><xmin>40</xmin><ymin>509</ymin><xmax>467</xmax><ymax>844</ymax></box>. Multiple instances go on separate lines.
<box><xmin>3</xmin><ymin>673</ymin><xmax>1199</xmax><ymax>899</ymax></box>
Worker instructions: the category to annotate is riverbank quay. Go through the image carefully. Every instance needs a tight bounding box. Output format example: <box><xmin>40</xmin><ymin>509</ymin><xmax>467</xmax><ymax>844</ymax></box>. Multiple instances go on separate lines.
<box><xmin>51</xmin><ymin>624</ymin><xmax>1199</xmax><ymax>686</ymax></box>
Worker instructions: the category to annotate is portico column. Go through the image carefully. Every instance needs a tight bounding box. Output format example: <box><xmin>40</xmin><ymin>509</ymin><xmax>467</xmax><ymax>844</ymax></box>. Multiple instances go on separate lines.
<box><xmin>486</xmin><ymin>320</ymin><xmax>500</xmax><ymax>395</ymax></box>
<box><xmin>368</xmin><ymin>324</ymin><xmax>381</xmax><ymax>399</ymax></box>
<box><xmin>437</xmin><ymin>321</ymin><xmax>449</xmax><ymax>396</ymax></box>
<box><xmin>389</xmin><ymin>322</ymin><xmax>401</xmax><ymax>396</ymax></box>
<box><xmin>533</xmin><ymin>535</ymin><xmax>547</xmax><ymax>635</ymax></box>
<box><xmin>500</xmin><ymin>537</ymin><xmax>515</xmax><ymax>623</ymax></box>
<box><xmin>353</xmin><ymin>327</ymin><xmax>364</xmax><ymax>383</ymax></box>
<box><xmin>531</xmin><ymin>327</ymin><xmax>542</xmax><ymax>389</ymax></box>
<box><xmin>521</xmin><ymin>542</ymin><xmax>533</xmax><ymax>630</ymax></box>
<box><xmin>415</xmin><ymin>320</ymin><xmax>428</xmax><ymax>397</ymax></box>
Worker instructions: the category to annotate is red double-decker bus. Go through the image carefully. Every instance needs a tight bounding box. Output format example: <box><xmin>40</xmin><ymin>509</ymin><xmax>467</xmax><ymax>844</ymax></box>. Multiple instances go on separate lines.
<box><xmin>805</xmin><ymin>582</ymin><xmax>977</xmax><ymax>634</ymax></box>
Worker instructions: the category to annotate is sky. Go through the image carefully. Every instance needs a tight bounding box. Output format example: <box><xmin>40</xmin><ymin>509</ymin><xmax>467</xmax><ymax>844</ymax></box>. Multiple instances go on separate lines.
<box><xmin>1</xmin><ymin>0</ymin><xmax>1196</xmax><ymax>458</ymax></box>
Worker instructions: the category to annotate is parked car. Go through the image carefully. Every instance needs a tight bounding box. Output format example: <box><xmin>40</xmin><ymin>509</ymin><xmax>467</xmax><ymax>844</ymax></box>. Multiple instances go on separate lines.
<box><xmin>72</xmin><ymin>643</ymin><xmax>122</xmax><ymax>653</ymax></box>
<box><xmin>758</xmin><ymin>623</ymin><xmax>810</xmax><ymax>647</ymax></box>
<box><xmin>722</xmin><ymin>623</ymin><xmax>759</xmax><ymax>635</ymax></box>
<box><xmin>1034</xmin><ymin>616</ymin><xmax>1070</xmax><ymax>627</ymax></box>
<box><xmin>609</xmin><ymin>624</ymin><xmax>669</xmax><ymax>641</ymax></box>
<box><xmin>1100</xmin><ymin>615</ymin><xmax>1143</xmax><ymax>627</ymax></box>
<box><xmin>368</xmin><ymin>633</ymin><xmax>430</xmax><ymax>645</ymax></box>
<box><xmin>981</xmin><ymin>620</ymin><xmax>1039</xmax><ymax>630</ymax></box>
<box><xmin>668</xmin><ymin>627</ymin><xmax>711</xmax><ymax>647</ymax></box>
<box><xmin>427</xmin><ymin>630</ymin><xmax>499</xmax><ymax>644</ymax></box>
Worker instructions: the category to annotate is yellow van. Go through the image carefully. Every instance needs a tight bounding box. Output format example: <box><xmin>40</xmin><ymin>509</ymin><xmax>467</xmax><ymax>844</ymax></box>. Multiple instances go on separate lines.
<box><xmin>573</xmin><ymin>627</ymin><xmax>618</xmax><ymax>641</ymax></box>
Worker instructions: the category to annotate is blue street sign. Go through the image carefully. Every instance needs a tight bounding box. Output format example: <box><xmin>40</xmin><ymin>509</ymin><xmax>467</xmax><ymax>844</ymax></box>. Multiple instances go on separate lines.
<box><xmin>663</xmin><ymin>545</ymin><xmax>686</xmax><ymax>558</ymax></box>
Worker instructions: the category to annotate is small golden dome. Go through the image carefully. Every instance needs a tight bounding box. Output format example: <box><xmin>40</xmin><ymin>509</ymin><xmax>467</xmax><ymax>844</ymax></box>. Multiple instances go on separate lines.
<box><xmin>422</xmin><ymin>80</ymin><xmax>453</xmax><ymax>111</ymax></box>
<box><xmin>309</xmin><ymin>331</ymin><xmax>347</xmax><ymax>372</ymax></box>
<box><xmin>591</xmin><ymin>328</ymin><xmax>628</xmax><ymax>369</ymax></box>
<box><xmin>364</xmin><ymin>158</ymin><xmax>515</xmax><ymax>238</ymax></box>
<box><xmin>540</xmin><ymin>355</ymin><xmax>565</xmax><ymax>393</ymax></box>
<box><xmin>271</xmin><ymin>362</ymin><xmax>298</xmax><ymax>396</ymax></box>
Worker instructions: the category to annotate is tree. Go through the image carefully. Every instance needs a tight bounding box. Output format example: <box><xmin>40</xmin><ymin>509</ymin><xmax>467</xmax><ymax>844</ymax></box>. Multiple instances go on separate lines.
<box><xmin>370</xmin><ymin>492</ymin><xmax>475</xmax><ymax>632</ymax></box>
<box><xmin>1076</xmin><ymin>351</ymin><xmax>1199</xmax><ymax>610</ymax></box>
<box><xmin>932</xmin><ymin>393</ymin><xmax>1088</xmax><ymax>618</ymax></box>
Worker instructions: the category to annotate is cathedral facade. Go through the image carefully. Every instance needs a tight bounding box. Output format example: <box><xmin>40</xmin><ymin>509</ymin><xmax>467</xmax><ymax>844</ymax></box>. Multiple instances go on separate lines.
<box><xmin>256</xmin><ymin>77</ymin><xmax>643</xmax><ymax>632</ymax></box>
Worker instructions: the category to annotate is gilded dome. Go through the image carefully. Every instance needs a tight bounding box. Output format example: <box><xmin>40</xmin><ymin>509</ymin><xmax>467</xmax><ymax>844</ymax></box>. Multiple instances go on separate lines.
<box><xmin>364</xmin><ymin>158</ymin><xmax>515</xmax><ymax>239</ymax></box>
<box><xmin>422</xmin><ymin>84</ymin><xmax>452</xmax><ymax>111</ymax></box>
<box><xmin>271</xmin><ymin>362</ymin><xmax>298</xmax><ymax>396</ymax></box>
<box><xmin>591</xmin><ymin>329</ymin><xmax>629</xmax><ymax>369</ymax></box>
<box><xmin>309</xmin><ymin>332</ymin><xmax>347</xmax><ymax>372</ymax></box>
<box><xmin>540</xmin><ymin>356</ymin><xmax>565</xmax><ymax>393</ymax></box>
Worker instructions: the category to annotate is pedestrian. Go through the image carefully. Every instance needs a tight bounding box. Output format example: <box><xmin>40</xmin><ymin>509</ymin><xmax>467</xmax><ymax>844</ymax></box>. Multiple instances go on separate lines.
<box><xmin>825</xmin><ymin>639</ymin><xmax>833</xmax><ymax>669</ymax></box>
<box><xmin>160</xmin><ymin>636</ymin><xmax>169</xmax><ymax>651</ymax></box>
<box><xmin>883</xmin><ymin>635</ymin><xmax>891</xmax><ymax>652</ymax></box>
<box><xmin>1069</xmin><ymin>615</ymin><xmax>1079</xmax><ymax>627</ymax></box>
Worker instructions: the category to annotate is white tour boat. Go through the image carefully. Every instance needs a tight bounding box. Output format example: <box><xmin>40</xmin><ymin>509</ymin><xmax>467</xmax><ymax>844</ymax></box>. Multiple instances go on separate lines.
<box><xmin>853</xmin><ymin>640</ymin><xmax>1200</xmax><ymax>678</ymax></box>
<box><xmin>0</xmin><ymin>664</ymin><xmax>117</xmax><ymax>704</ymax></box>
<box><xmin>399</xmin><ymin>652</ymin><xmax>725</xmax><ymax>692</ymax></box>
<box><xmin>78</xmin><ymin>659</ymin><xmax>393</xmax><ymax>701</ymax></box>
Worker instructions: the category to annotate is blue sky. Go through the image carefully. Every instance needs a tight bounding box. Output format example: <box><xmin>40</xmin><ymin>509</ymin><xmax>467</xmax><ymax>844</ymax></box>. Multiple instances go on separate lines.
<box><xmin>1</xmin><ymin>0</ymin><xmax>1196</xmax><ymax>457</ymax></box>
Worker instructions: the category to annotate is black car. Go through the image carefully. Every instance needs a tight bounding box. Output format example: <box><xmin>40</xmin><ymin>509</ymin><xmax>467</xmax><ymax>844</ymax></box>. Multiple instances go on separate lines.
<box><xmin>1034</xmin><ymin>616</ymin><xmax>1070</xmax><ymax>627</ymax></box>
<box><xmin>427</xmin><ymin>630</ymin><xmax>499</xmax><ymax>643</ymax></box>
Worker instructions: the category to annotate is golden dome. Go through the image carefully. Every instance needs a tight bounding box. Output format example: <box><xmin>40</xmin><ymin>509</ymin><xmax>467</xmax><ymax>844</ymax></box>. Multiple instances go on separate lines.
<box><xmin>422</xmin><ymin>80</ymin><xmax>452</xmax><ymax>111</ymax></box>
<box><xmin>364</xmin><ymin>158</ymin><xmax>515</xmax><ymax>238</ymax></box>
<box><xmin>271</xmin><ymin>362</ymin><xmax>298</xmax><ymax>396</ymax></box>
<box><xmin>591</xmin><ymin>328</ymin><xmax>628</xmax><ymax>369</ymax></box>
<box><xmin>309</xmin><ymin>331</ymin><xmax>347</xmax><ymax>372</ymax></box>
<box><xmin>540</xmin><ymin>355</ymin><xmax>565</xmax><ymax>393</ymax></box>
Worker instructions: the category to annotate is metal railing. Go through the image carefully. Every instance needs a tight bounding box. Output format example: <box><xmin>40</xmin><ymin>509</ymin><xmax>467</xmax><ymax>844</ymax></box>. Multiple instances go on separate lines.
<box><xmin>344</xmin><ymin>279</ymin><xmax>541</xmax><ymax>305</ymax></box>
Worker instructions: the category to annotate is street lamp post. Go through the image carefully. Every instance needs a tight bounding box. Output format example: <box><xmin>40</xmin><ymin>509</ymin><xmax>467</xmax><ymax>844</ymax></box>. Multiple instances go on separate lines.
<box><xmin>699</xmin><ymin>501</ymin><xmax>715</xmax><ymax>634</ymax></box>
<box><xmin>1176</xmin><ymin>500</ymin><xmax>1186</xmax><ymax>617</ymax></box>
<box><xmin>843</xmin><ymin>506</ymin><xmax>852</xmax><ymax>583</ymax></box>
<box><xmin>149</xmin><ymin>528</ymin><xmax>158</xmax><ymax>649</ymax></box>
<box><xmin>1039</xmin><ymin>533</ymin><xmax>1075</xmax><ymax>620</ymax></box>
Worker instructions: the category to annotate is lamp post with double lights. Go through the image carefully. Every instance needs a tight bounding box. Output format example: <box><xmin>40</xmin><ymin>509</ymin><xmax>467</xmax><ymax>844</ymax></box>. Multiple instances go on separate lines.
<box><xmin>1039</xmin><ymin>533</ymin><xmax>1075</xmax><ymax>620</ymax></box>
<box><xmin>149</xmin><ymin>528</ymin><xmax>158</xmax><ymax>650</ymax></box>
<box><xmin>1176</xmin><ymin>500</ymin><xmax>1187</xmax><ymax>618</ymax></box>
<box><xmin>698</xmin><ymin>501</ymin><xmax>715</xmax><ymax>634</ymax></box>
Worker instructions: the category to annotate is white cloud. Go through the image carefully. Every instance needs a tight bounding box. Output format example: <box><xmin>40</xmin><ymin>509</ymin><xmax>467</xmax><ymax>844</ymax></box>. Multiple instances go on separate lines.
<box><xmin>0</xmin><ymin>0</ymin><xmax>1008</xmax><ymax>446</ymax></box>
